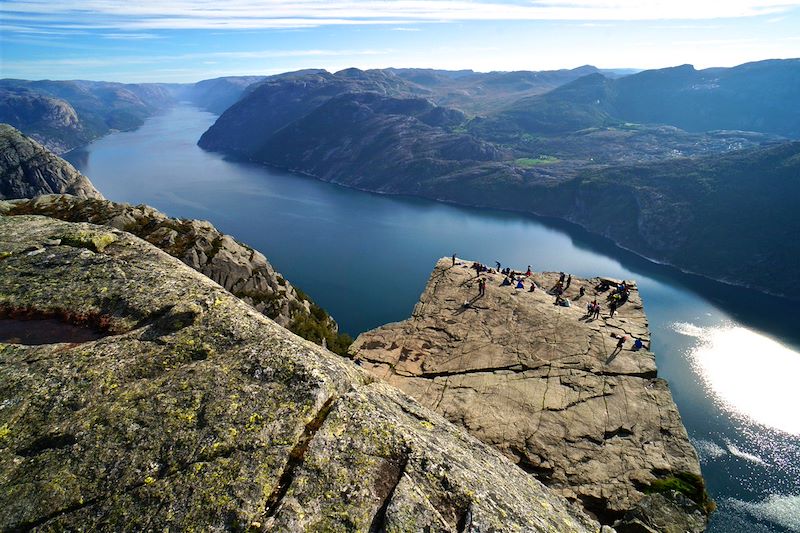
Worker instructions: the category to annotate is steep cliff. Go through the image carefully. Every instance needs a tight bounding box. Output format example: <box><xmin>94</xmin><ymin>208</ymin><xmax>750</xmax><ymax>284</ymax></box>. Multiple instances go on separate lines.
<box><xmin>0</xmin><ymin>124</ymin><xmax>103</xmax><ymax>200</ymax></box>
<box><xmin>351</xmin><ymin>258</ymin><xmax>711</xmax><ymax>531</ymax></box>
<box><xmin>1</xmin><ymin>195</ymin><xmax>350</xmax><ymax>354</ymax></box>
<box><xmin>0</xmin><ymin>215</ymin><xmax>598</xmax><ymax>532</ymax></box>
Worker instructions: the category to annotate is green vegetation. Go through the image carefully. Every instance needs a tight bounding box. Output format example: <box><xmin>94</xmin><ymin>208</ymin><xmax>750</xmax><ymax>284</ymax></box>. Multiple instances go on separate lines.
<box><xmin>645</xmin><ymin>472</ymin><xmax>715</xmax><ymax>514</ymax></box>
<box><xmin>514</xmin><ymin>156</ymin><xmax>559</xmax><ymax>167</ymax></box>
<box><xmin>289</xmin><ymin>308</ymin><xmax>353</xmax><ymax>357</ymax></box>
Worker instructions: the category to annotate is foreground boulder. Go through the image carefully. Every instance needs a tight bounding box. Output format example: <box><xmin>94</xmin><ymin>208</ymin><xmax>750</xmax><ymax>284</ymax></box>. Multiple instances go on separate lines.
<box><xmin>0</xmin><ymin>124</ymin><xmax>103</xmax><ymax>200</ymax></box>
<box><xmin>350</xmin><ymin>259</ymin><xmax>710</xmax><ymax>529</ymax></box>
<box><xmin>1</xmin><ymin>195</ymin><xmax>348</xmax><ymax>354</ymax></box>
<box><xmin>0</xmin><ymin>215</ymin><xmax>597</xmax><ymax>531</ymax></box>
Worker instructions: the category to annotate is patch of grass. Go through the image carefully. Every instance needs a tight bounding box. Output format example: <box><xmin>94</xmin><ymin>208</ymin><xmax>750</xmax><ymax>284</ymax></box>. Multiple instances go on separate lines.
<box><xmin>644</xmin><ymin>471</ymin><xmax>715</xmax><ymax>515</ymax></box>
<box><xmin>514</xmin><ymin>156</ymin><xmax>560</xmax><ymax>168</ymax></box>
<box><xmin>61</xmin><ymin>230</ymin><xmax>117</xmax><ymax>252</ymax></box>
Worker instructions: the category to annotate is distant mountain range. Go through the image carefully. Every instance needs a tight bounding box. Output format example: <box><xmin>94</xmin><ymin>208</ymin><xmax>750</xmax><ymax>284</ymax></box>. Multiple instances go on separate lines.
<box><xmin>5</xmin><ymin>59</ymin><xmax>799</xmax><ymax>297</ymax></box>
<box><xmin>198</xmin><ymin>59</ymin><xmax>800</xmax><ymax>298</ymax></box>
<box><xmin>0</xmin><ymin>76</ymin><xmax>264</xmax><ymax>154</ymax></box>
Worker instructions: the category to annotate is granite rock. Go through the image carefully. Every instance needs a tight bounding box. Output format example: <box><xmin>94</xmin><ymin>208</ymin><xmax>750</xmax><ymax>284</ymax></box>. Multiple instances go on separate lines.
<box><xmin>0</xmin><ymin>216</ymin><xmax>598</xmax><ymax>532</ymax></box>
<box><xmin>351</xmin><ymin>258</ymin><xmax>707</xmax><ymax>528</ymax></box>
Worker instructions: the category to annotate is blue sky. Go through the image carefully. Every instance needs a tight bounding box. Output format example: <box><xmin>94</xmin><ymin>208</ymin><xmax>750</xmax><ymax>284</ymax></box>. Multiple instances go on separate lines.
<box><xmin>2</xmin><ymin>1</ymin><xmax>800</xmax><ymax>82</ymax></box>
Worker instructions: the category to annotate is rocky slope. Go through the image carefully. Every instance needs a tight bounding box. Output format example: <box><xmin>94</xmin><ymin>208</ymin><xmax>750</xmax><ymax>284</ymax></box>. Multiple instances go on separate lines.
<box><xmin>0</xmin><ymin>215</ymin><xmax>598</xmax><ymax>532</ymax></box>
<box><xmin>1</xmin><ymin>194</ymin><xmax>350</xmax><ymax>354</ymax></box>
<box><xmin>351</xmin><ymin>259</ymin><xmax>710</xmax><ymax>530</ymax></box>
<box><xmin>255</xmin><ymin>92</ymin><xmax>503</xmax><ymax>190</ymax></box>
<box><xmin>0</xmin><ymin>124</ymin><xmax>103</xmax><ymax>200</ymax></box>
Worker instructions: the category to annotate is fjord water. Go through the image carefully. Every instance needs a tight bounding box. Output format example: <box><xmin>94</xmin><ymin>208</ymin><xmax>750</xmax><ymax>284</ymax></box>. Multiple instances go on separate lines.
<box><xmin>66</xmin><ymin>103</ymin><xmax>800</xmax><ymax>532</ymax></box>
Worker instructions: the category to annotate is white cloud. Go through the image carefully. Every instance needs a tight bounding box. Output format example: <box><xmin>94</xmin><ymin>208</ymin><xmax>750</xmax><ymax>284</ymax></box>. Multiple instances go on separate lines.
<box><xmin>2</xmin><ymin>0</ymin><xmax>800</xmax><ymax>32</ymax></box>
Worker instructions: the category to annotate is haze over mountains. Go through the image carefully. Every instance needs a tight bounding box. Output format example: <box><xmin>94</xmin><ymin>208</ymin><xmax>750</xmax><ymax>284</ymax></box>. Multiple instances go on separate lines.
<box><xmin>4</xmin><ymin>58</ymin><xmax>799</xmax><ymax>298</ymax></box>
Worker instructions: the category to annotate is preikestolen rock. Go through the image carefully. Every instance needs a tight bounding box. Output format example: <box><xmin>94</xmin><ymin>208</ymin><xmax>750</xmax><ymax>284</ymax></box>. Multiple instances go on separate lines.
<box><xmin>350</xmin><ymin>258</ymin><xmax>709</xmax><ymax>529</ymax></box>
<box><xmin>0</xmin><ymin>216</ymin><xmax>598</xmax><ymax>532</ymax></box>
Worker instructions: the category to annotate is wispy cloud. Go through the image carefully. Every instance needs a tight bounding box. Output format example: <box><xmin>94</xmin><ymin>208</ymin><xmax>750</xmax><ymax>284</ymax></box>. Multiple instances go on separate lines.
<box><xmin>3</xmin><ymin>0</ymin><xmax>800</xmax><ymax>32</ymax></box>
<box><xmin>0</xmin><ymin>48</ymin><xmax>393</xmax><ymax>70</ymax></box>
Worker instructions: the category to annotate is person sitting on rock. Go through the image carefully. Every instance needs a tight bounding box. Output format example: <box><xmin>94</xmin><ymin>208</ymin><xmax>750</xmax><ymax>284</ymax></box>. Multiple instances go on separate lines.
<box><xmin>501</xmin><ymin>276</ymin><xmax>512</xmax><ymax>286</ymax></box>
<box><xmin>633</xmin><ymin>338</ymin><xmax>644</xmax><ymax>351</ymax></box>
<box><xmin>516</xmin><ymin>279</ymin><xmax>525</xmax><ymax>289</ymax></box>
<box><xmin>529</xmin><ymin>282</ymin><xmax>536</xmax><ymax>293</ymax></box>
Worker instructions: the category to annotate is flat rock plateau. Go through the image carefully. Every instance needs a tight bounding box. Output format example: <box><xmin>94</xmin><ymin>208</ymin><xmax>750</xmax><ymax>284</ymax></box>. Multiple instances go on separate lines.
<box><xmin>351</xmin><ymin>258</ymin><xmax>708</xmax><ymax>531</ymax></box>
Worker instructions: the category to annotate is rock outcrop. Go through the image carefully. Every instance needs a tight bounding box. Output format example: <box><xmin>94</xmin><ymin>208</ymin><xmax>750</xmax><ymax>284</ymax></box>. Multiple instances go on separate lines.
<box><xmin>0</xmin><ymin>195</ymin><xmax>349</xmax><ymax>354</ymax></box>
<box><xmin>0</xmin><ymin>215</ymin><xmax>598</xmax><ymax>531</ymax></box>
<box><xmin>350</xmin><ymin>259</ymin><xmax>709</xmax><ymax>529</ymax></box>
<box><xmin>0</xmin><ymin>124</ymin><xmax>103</xmax><ymax>200</ymax></box>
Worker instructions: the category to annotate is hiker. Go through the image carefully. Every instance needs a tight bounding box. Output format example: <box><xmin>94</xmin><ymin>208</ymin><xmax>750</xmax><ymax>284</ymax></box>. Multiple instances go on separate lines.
<box><xmin>516</xmin><ymin>279</ymin><xmax>525</xmax><ymax>289</ymax></box>
<box><xmin>609</xmin><ymin>300</ymin><xmax>617</xmax><ymax>318</ymax></box>
<box><xmin>495</xmin><ymin>261</ymin><xmax>501</xmax><ymax>271</ymax></box>
<box><xmin>566</xmin><ymin>275</ymin><xmax>572</xmax><ymax>288</ymax></box>
<box><xmin>452</xmin><ymin>253</ymin><xmax>456</xmax><ymax>266</ymax></box>
<box><xmin>526</xmin><ymin>265</ymin><xmax>532</xmax><ymax>277</ymax></box>
<box><xmin>593</xmin><ymin>302</ymin><xmax>601</xmax><ymax>319</ymax></box>
<box><xmin>559</xmin><ymin>272</ymin><xmax>565</xmax><ymax>283</ymax></box>
<box><xmin>501</xmin><ymin>277</ymin><xmax>512</xmax><ymax>286</ymax></box>
<box><xmin>529</xmin><ymin>282</ymin><xmax>536</xmax><ymax>292</ymax></box>
<box><xmin>615</xmin><ymin>335</ymin><xmax>627</xmax><ymax>351</ymax></box>
<box><xmin>633</xmin><ymin>338</ymin><xmax>644</xmax><ymax>351</ymax></box>
<box><xmin>579</xmin><ymin>286</ymin><xmax>586</xmax><ymax>298</ymax></box>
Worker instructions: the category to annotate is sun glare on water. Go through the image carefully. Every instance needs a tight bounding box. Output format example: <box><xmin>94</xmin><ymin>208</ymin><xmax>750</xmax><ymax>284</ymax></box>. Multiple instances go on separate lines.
<box><xmin>673</xmin><ymin>322</ymin><xmax>800</xmax><ymax>436</ymax></box>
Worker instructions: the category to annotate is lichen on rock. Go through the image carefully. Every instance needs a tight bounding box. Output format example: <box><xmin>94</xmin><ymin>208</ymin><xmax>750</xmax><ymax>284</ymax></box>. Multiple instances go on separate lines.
<box><xmin>0</xmin><ymin>215</ymin><xmax>598</xmax><ymax>531</ymax></box>
<box><xmin>0</xmin><ymin>194</ymin><xmax>350</xmax><ymax>354</ymax></box>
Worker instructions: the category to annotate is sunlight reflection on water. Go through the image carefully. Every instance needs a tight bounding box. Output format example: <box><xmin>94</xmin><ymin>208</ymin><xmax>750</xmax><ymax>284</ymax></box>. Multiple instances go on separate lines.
<box><xmin>673</xmin><ymin>322</ymin><xmax>800</xmax><ymax>436</ymax></box>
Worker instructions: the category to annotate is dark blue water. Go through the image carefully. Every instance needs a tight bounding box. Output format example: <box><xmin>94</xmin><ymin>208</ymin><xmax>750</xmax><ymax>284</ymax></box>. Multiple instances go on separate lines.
<box><xmin>66</xmin><ymin>104</ymin><xmax>800</xmax><ymax>532</ymax></box>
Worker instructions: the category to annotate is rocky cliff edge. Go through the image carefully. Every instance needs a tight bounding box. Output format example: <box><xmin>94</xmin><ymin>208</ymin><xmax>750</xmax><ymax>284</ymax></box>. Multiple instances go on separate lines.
<box><xmin>350</xmin><ymin>258</ymin><xmax>710</xmax><ymax>531</ymax></box>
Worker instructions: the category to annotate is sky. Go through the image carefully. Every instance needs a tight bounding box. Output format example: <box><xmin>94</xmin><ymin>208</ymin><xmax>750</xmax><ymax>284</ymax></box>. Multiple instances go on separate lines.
<box><xmin>1</xmin><ymin>0</ymin><xmax>800</xmax><ymax>83</ymax></box>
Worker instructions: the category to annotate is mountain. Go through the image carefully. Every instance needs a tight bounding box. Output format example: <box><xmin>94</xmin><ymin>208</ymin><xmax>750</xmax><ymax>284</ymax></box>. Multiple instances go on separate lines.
<box><xmin>198</xmin><ymin>60</ymin><xmax>800</xmax><ymax>299</ymax></box>
<box><xmin>0</xmin><ymin>213</ymin><xmax>599</xmax><ymax>532</ymax></box>
<box><xmin>387</xmin><ymin>65</ymin><xmax>626</xmax><ymax>115</ymax></box>
<box><xmin>254</xmin><ymin>92</ymin><xmax>502</xmax><ymax>190</ymax></box>
<box><xmin>488</xmin><ymin>59</ymin><xmax>800</xmax><ymax>138</ymax></box>
<box><xmin>0</xmin><ymin>124</ymin><xmax>103</xmax><ymax>200</ymax></box>
<box><xmin>180</xmin><ymin>76</ymin><xmax>266</xmax><ymax>114</ymax></box>
<box><xmin>0</xmin><ymin>79</ymin><xmax>177</xmax><ymax>153</ymax></box>
<box><xmin>198</xmin><ymin>68</ymin><xmax>424</xmax><ymax>157</ymax></box>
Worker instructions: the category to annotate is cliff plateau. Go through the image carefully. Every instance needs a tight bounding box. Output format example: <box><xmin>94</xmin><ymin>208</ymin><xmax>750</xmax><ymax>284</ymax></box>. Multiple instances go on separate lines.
<box><xmin>351</xmin><ymin>259</ymin><xmax>710</xmax><ymax>531</ymax></box>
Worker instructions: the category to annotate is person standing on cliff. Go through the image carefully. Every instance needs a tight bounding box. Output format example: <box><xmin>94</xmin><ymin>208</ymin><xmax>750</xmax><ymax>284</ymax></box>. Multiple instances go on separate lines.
<box><xmin>478</xmin><ymin>278</ymin><xmax>486</xmax><ymax>296</ymax></box>
<box><xmin>609</xmin><ymin>300</ymin><xmax>618</xmax><ymax>318</ymax></box>
<box><xmin>565</xmin><ymin>275</ymin><xmax>572</xmax><ymax>289</ymax></box>
<box><xmin>452</xmin><ymin>253</ymin><xmax>457</xmax><ymax>266</ymax></box>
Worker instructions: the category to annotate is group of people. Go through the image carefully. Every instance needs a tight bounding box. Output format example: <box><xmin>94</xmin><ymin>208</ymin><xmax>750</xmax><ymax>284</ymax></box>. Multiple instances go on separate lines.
<box><xmin>457</xmin><ymin>256</ymin><xmax>648</xmax><ymax>355</ymax></box>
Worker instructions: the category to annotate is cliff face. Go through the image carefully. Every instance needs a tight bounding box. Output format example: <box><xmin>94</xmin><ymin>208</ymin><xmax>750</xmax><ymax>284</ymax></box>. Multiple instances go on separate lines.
<box><xmin>1</xmin><ymin>195</ymin><xmax>349</xmax><ymax>354</ymax></box>
<box><xmin>0</xmin><ymin>215</ymin><xmax>598</xmax><ymax>532</ymax></box>
<box><xmin>350</xmin><ymin>259</ymin><xmax>710</xmax><ymax>530</ymax></box>
<box><xmin>0</xmin><ymin>124</ymin><xmax>103</xmax><ymax>200</ymax></box>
